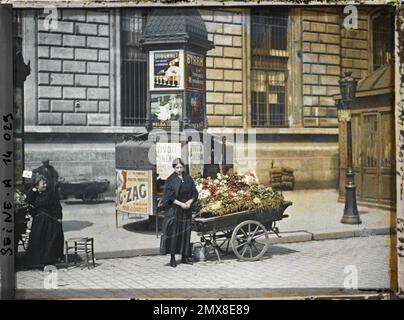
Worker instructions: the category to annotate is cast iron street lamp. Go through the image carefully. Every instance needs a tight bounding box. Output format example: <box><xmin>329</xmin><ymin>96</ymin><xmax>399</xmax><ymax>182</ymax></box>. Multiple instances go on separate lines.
<box><xmin>338</xmin><ymin>71</ymin><xmax>362</xmax><ymax>224</ymax></box>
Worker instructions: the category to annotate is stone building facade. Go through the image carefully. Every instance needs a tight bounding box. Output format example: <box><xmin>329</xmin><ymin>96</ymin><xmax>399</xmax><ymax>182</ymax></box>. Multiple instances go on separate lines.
<box><xmin>20</xmin><ymin>6</ymin><xmax>392</xmax><ymax>192</ymax></box>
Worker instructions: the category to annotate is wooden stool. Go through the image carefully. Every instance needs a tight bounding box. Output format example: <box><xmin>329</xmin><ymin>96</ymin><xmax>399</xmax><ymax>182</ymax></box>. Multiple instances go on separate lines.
<box><xmin>65</xmin><ymin>237</ymin><xmax>95</xmax><ymax>268</ymax></box>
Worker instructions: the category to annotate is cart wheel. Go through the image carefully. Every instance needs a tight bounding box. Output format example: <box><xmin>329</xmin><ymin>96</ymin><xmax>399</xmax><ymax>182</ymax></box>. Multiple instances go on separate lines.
<box><xmin>231</xmin><ymin>220</ymin><xmax>269</xmax><ymax>261</ymax></box>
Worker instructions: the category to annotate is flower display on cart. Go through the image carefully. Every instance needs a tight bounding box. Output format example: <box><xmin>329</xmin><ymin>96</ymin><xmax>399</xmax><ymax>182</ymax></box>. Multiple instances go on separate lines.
<box><xmin>195</xmin><ymin>171</ymin><xmax>285</xmax><ymax>217</ymax></box>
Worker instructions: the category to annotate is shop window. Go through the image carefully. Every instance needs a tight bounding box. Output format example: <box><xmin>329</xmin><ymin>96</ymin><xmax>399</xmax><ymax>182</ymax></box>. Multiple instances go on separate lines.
<box><xmin>251</xmin><ymin>8</ymin><xmax>289</xmax><ymax>128</ymax></box>
<box><xmin>121</xmin><ymin>9</ymin><xmax>148</xmax><ymax>126</ymax></box>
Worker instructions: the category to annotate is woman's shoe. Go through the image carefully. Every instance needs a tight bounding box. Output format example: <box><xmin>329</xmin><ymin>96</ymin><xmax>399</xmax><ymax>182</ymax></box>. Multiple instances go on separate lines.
<box><xmin>181</xmin><ymin>257</ymin><xmax>193</xmax><ymax>265</ymax></box>
<box><xmin>170</xmin><ymin>257</ymin><xmax>177</xmax><ymax>268</ymax></box>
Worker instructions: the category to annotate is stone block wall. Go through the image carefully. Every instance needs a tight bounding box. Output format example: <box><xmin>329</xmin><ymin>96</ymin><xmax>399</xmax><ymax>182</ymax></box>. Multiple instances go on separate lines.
<box><xmin>36</xmin><ymin>9</ymin><xmax>111</xmax><ymax>126</ymax></box>
<box><xmin>301</xmin><ymin>7</ymin><xmax>370</xmax><ymax>128</ymax></box>
<box><xmin>341</xmin><ymin>8</ymin><xmax>370</xmax><ymax>79</ymax></box>
<box><xmin>233</xmin><ymin>140</ymin><xmax>339</xmax><ymax>189</ymax></box>
<box><xmin>302</xmin><ymin>7</ymin><xmax>341</xmax><ymax>128</ymax></box>
<box><xmin>199</xmin><ymin>8</ymin><xmax>244</xmax><ymax>128</ymax></box>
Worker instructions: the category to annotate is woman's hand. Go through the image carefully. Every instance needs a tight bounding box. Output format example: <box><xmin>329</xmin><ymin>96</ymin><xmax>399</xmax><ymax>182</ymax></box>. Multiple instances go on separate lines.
<box><xmin>173</xmin><ymin>199</ymin><xmax>187</xmax><ymax>209</ymax></box>
<box><xmin>183</xmin><ymin>203</ymin><xmax>191</xmax><ymax>210</ymax></box>
<box><xmin>185</xmin><ymin>199</ymin><xmax>194</xmax><ymax>209</ymax></box>
<box><xmin>57</xmin><ymin>219</ymin><xmax>62</xmax><ymax>224</ymax></box>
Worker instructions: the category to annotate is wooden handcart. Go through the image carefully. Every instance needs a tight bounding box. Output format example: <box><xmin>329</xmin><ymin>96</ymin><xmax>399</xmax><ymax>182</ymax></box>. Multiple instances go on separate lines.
<box><xmin>192</xmin><ymin>201</ymin><xmax>292</xmax><ymax>262</ymax></box>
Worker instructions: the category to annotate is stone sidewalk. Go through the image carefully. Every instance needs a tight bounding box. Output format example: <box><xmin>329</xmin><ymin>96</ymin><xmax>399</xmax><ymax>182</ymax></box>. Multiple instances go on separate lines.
<box><xmin>14</xmin><ymin>235</ymin><xmax>392</xmax><ymax>299</ymax></box>
<box><xmin>49</xmin><ymin>189</ymin><xmax>395</xmax><ymax>259</ymax></box>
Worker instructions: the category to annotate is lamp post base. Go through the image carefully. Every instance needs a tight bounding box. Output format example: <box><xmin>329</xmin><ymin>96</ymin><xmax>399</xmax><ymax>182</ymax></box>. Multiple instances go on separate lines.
<box><xmin>341</xmin><ymin>171</ymin><xmax>362</xmax><ymax>224</ymax></box>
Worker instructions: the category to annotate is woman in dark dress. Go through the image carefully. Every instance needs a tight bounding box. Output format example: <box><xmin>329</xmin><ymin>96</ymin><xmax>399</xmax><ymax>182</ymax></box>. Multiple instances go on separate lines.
<box><xmin>25</xmin><ymin>174</ymin><xmax>64</xmax><ymax>268</ymax></box>
<box><xmin>159</xmin><ymin>158</ymin><xmax>198</xmax><ymax>267</ymax></box>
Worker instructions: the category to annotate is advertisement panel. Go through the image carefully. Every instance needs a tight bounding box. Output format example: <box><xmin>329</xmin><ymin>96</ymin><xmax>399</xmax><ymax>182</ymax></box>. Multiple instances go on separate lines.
<box><xmin>116</xmin><ymin>170</ymin><xmax>153</xmax><ymax>215</ymax></box>
<box><xmin>150</xmin><ymin>92</ymin><xmax>183</xmax><ymax>129</ymax></box>
<box><xmin>186</xmin><ymin>52</ymin><xmax>204</xmax><ymax>90</ymax></box>
<box><xmin>149</xmin><ymin>50</ymin><xmax>184</xmax><ymax>90</ymax></box>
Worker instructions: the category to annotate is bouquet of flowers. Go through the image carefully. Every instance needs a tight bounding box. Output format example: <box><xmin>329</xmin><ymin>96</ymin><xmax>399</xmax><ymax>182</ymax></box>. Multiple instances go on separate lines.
<box><xmin>194</xmin><ymin>171</ymin><xmax>285</xmax><ymax>217</ymax></box>
<box><xmin>14</xmin><ymin>189</ymin><xmax>33</xmax><ymax>210</ymax></box>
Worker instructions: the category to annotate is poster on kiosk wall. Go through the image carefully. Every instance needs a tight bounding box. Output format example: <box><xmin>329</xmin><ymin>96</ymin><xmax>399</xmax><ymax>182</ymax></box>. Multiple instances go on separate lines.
<box><xmin>156</xmin><ymin>142</ymin><xmax>182</xmax><ymax>180</ymax></box>
<box><xmin>116</xmin><ymin>170</ymin><xmax>153</xmax><ymax>215</ymax></box>
<box><xmin>150</xmin><ymin>49</ymin><xmax>184</xmax><ymax>91</ymax></box>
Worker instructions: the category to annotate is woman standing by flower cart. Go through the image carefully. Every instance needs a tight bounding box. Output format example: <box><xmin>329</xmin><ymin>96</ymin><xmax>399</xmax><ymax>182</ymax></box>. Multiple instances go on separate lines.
<box><xmin>158</xmin><ymin>158</ymin><xmax>198</xmax><ymax>268</ymax></box>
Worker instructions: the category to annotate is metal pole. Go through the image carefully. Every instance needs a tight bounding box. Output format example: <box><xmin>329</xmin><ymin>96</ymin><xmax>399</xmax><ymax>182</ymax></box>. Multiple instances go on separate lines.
<box><xmin>0</xmin><ymin>4</ymin><xmax>16</xmax><ymax>300</ymax></box>
<box><xmin>341</xmin><ymin>102</ymin><xmax>361</xmax><ymax>224</ymax></box>
<box><xmin>156</xmin><ymin>211</ymin><xmax>158</xmax><ymax>238</ymax></box>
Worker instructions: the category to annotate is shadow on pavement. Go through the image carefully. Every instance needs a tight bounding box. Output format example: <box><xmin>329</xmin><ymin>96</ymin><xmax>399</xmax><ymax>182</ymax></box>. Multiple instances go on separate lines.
<box><xmin>63</xmin><ymin>220</ymin><xmax>93</xmax><ymax>232</ymax></box>
<box><xmin>122</xmin><ymin>219</ymin><xmax>161</xmax><ymax>235</ymax></box>
<box><xmin>197</xmin><ymin>244</ymin><xmax>299</xmax><ymax>263</ymax></box>
<box><xmin>62</xmin><ymin>199</ymin><xmax>114</xmax><ymax>205</ymax></box>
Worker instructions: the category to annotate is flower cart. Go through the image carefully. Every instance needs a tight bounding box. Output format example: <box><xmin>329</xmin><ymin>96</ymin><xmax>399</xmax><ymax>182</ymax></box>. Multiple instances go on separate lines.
<box><xmin>192</xmin><ymin>172</ymin><xmax>292</xmax><ymax>262</ymax></box>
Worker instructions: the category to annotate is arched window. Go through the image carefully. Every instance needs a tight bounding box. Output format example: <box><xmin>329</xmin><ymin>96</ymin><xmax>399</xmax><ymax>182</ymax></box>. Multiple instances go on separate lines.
<box><xmin>370</xmin><ymin>8</ymin><xmax>394</xmax><ymax>71</ymax></box>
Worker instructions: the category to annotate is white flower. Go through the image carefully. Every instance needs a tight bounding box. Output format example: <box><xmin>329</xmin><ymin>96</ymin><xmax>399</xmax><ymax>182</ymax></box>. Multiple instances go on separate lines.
<box><xmin>217</xmin><ymin>173</ymin><xmax>222</xmax><ymax>180</ymax></box>
<box><xmin>199</xmin><ymin>189</ymin><xmax>211</xmax><ymax>200</ymax></box>
<box><xmin>243</xmin><ymin>175</ymin><xmax>254</xmax><ymax>185</ymax></box>
<box><xmin>211</xmin><ymin>201</ymin><xmax>222</xmax><ymax>210</ymax></box>
<box><xmin>253</xmin><ymin>197</ymin><xmax>261</xmax><ymax>204</ymax></box>
<box><xmin>214</xmin><ymin>179</ymin><xmax>219</xmax><ymax>184</ymax></box>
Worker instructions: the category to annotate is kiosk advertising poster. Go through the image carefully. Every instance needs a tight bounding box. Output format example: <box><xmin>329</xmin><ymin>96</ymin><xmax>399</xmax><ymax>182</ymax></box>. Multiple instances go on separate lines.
<box><xmin>186</xmin><ymin>90</ymin><xmax>205</xmax><ymax>131</ymax></box>
<box><xmin>150</xmin><ymin>50</ymin><xmax>184</xmax><ymax>90</ymax></box>
<box><xmin>150</xmin><ymin>92</ymin><xmax>183</xmax><ymax>129</ymax></box>
<box><xmin>188</xmin><ymin>141</ymin><xmax>204</xmax><ymax>178</ymax></box>
<box><xmin>186</xmin><ymin>52</ymin><xmax>204</xmax><ymax>91</ymax></box>
<box><xmin>156</xmin><ymin>142</ymin><xmax>182</xmax><ymax>180</ymax></box>
<box><xmin>116</xmin><ymin>170</ymin><xmax>153</xmax><ymax>215</ymax></box>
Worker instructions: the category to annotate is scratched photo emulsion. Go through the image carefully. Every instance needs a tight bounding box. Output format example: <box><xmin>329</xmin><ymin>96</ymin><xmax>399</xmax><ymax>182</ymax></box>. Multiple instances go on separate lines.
<box><xmin>5</xmin><ymin>3</ymin><xmax>400</xmax><ymax>299</ymax></box>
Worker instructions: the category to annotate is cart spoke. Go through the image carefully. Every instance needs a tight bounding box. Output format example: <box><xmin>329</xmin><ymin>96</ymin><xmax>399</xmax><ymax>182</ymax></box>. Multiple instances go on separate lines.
<box><xmin>251</xmin><ymin>242</ymin><xmax>262</xmax><ymax>254</ymax></box>
<box><xmin>239</xmin><ymin>227</ymin><xmax>248</xmax><ymax>238</ymax></box>
<box><xmin>236</xmin><ymin>241</ymin><xmax>247</xmax><ymax>249</ymax></box>
<box><xmin>249</xmin><ymin>246</ymin><xmax>253</xmax><ymax>258</ymax></box>
<box><xmin>248</xmin><ymin>224</ymin><xmax>251</xmax><ymax>235</ymax></box>
<box><xmin>252</xmin><ymin>232</ymin><xmax>266</xmax><ymax>240</ymax></box>
<box><xmin>251</xmin><ymin>225</ymin><xmax>260</xmax><ymax>238</ymax></box>
<box><xmin>226</xmin><ymin>240</ymin><xmax>230</xmax><ymax>252</ymax></box>
<box><xmin>240</xmin><ymin>246</ymin><xmax>248</xmax><ymax>257</ymax></box>
<box><xmin>218</xmin><ymin>240</ymin><xmax>227</xmax><ymax>249</ymax></box>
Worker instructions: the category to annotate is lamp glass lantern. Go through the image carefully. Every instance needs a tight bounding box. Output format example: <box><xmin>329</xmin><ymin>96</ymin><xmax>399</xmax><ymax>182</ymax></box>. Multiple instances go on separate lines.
<box><xmin>338</xmin><ymin>71</ymin><xmax>357</xmax><ymax>106</ymax></box>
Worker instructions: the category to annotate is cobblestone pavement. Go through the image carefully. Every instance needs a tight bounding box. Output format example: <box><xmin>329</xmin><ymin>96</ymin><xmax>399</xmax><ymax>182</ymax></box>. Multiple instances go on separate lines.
<box><xmin>15</xmin><ymin>235</ymin><xmax>392</xmax><ymax>299</ymax></box>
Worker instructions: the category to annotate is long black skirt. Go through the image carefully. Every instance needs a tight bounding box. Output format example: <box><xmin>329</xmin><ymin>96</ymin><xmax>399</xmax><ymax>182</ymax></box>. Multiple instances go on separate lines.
<box><xmin>25</xmin><ymin>213</ymin><xmax>64</xmax><ymax>266</ymax></box>
<box><xmin>160</xmin><ymin>206</ymin><xmax>192</xmax><ymax>257</ymax></box>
